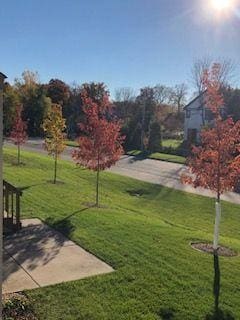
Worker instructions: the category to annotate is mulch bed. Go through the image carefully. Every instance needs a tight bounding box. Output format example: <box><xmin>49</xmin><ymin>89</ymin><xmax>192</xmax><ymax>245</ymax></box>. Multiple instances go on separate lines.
<box><xmin>3</xmin><ymin>292</ymin><xmax>37</xmax><ymax>320</ymax></box>
<box><xmin>191</xmin><ymin>242</ymin><xmax>238</xmax><ymax>257</ymax></box>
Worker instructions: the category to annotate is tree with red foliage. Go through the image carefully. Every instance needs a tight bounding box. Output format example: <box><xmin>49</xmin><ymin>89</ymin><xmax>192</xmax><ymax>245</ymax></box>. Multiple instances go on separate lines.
<box><xmin>10</xmin><ymin>104</ymin><xmax>28</xmax><ymax>164</ymax></box>
<box><xmin>72</xmin><ymin>87</ymin><xmax>124</xmax><ymax>207</ymax></box>
<box><xmin>182</xmin><ymin>64</ymin><xmax>240</xmax><ymax>252</ymax></box>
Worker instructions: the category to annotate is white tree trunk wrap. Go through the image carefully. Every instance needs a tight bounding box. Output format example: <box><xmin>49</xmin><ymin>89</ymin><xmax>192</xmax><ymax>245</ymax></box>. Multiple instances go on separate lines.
<box><xmin>213</xmin><ymin>201</ymin><xmax>221</xmax><ymax>250</ymax></box>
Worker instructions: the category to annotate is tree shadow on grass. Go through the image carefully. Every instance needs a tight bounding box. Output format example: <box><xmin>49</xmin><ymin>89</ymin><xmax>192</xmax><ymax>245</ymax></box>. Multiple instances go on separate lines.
<box><xmin>205</xmin><ymin>254</ymin><xmax>235</xmax><ymax>320</ymax></box>
<box><xmin>18</xmin><ymin>182</ymin><xmax>49</xmax><ymax>192</ymax></box>
<box><xmin>45</xmin><ymin>205</ymin><xmax>94</xmax><ymax>237</ymax></box>
<box><xmin>157</xmin><ymin>307</ymin><xmax>175</xmax><ymax>319</ymax></box>
<box><xmin>206</xmin><ymin>310</ymin><xmax>235</xmax><ymax>320</ymax></box>
<box><xmin>125</xmin><ymin>183</ymin><xmax>175</xmax><ymax>201</ymax></box>
<box><xmin>45</xmin><ymin>217</ymin><xmax>76</xmax><ymax>239</ymax></box>
<box><xmin>126</xmin><ymin>181</ymin><xmax>165</xmax><ymax>195</ymax></box>
<box><xmin>126</xmin><ymin>189</ymin><xmax>151</xmax><ymax>197</ymax></box>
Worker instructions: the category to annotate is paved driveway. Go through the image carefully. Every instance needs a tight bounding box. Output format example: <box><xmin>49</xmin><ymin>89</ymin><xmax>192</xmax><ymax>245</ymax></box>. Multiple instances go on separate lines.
<box><xmin>5</xmin><ymin>139</ymin><xmax>240</xmax><ymax>205</ymax></box>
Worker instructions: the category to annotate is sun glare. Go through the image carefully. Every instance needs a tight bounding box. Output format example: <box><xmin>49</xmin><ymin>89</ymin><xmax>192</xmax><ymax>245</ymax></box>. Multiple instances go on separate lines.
<box><xmin>211</xmin><ymin>0</ymin><xmax>233</xmax><ymax>11</ymax></box>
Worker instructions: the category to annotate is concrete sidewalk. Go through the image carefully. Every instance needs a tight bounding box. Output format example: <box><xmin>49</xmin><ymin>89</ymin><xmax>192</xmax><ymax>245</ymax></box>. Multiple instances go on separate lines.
<box><xmin>3</xmin><ymin>219</ymin><xmax>113</xmax><ymax>294</ymax></box>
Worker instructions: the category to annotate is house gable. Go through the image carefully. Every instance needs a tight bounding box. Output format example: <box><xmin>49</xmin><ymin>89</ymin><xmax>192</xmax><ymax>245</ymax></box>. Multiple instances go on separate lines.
<box><xmin>184</xmin><ymin>92</ymin><xmax>206</xmax><ymax>142</ymax></box>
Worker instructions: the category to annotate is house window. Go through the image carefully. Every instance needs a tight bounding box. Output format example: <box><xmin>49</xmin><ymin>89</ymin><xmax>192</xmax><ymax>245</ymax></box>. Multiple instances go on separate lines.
<box><xmin>187</xmin><ymin>129</ymin><xmax>197</xmax><ymax>144</ymax></box>
<box><xmin>205</xmin><ymin>108</ymin><xmax>214</xmax><ymax>121</ymax></box>
<box><xmin>186</xmin><ymin>109</ymin><xmax>191</xmax><ymax>118</ymax></box>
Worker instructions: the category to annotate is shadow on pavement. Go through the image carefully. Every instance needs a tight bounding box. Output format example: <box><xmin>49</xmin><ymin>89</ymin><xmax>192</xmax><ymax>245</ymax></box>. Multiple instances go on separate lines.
<box><xmin>3</xmin><ymin>201</ymin><xmax>100</xmax><ymax>286</ymax></box>
<box><xmin>129</xmin><ymin>152</ymin><xmax>148</xmax><ymax>163</ymax></box>
<box><xmin>3</xmin><ymin>219</ymin><xmax>74</xmax><ymax>280</ymax></box>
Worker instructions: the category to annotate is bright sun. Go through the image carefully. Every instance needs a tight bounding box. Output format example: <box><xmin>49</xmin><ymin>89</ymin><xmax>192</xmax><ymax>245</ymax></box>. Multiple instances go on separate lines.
<box><xmin>211</xmin><ymin>0</ymin><xmax>233</xmax><ymax>11</ymax></box>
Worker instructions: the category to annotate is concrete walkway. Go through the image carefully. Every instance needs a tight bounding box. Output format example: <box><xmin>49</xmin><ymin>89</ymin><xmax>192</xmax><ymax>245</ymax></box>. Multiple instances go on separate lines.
<box><xmin>3</xmin><ymin>219</ymin><xmax>113</xmax><ymax>294</ymax></box>
<box><xmin>4</xmin><ymin>140</ymin><xmax>240</xmax><ymax>205</ymax></box>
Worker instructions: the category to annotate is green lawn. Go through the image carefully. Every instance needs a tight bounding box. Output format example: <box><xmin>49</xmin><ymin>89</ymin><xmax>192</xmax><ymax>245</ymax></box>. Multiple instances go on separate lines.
<box><xmin>67</xmin><ymin>139</ymin><xmax>183</xmax><ymax>149</ymax></box>
<box><xmin>161</xmin><ymin>139</ymin><xmax>183</xmax><ymax>149</ymax></box>
<box><xmin>66</xmin><ymin>139</ymin><xmax>186</xmax><ymax>164</ymax></box>
<box><xmin>149</xmin><ymin>152</ymin><xmax>185</xmax><ymax>164</ymax></box>
<box><xmin>127</xmin><ymin>150</ymin><xmax>186</xmax><ymax>164</ymax></box>
<box><xmin>65</xmin><ymin>140</ymin><xmax>78</xmax><ymax>147</ymax></box>
<box><xmin>3</xmin><ymin>146</ymin><xmax>240</xmax><ymax>320</ymax></box>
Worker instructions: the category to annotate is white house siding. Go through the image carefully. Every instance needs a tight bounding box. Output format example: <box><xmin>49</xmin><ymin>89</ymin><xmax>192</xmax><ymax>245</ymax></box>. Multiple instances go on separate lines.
<box><xmin>184</xmin><ymin>95</ymin><xmax>205</xmax><ymax>142</ymax></box>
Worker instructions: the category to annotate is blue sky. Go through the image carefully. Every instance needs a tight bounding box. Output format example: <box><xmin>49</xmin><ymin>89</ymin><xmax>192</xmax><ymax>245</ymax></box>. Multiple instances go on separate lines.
<box><xmin>1</xmin><ymin>0</ymin><xmax>240</xmax><ymax>96</ymax></box>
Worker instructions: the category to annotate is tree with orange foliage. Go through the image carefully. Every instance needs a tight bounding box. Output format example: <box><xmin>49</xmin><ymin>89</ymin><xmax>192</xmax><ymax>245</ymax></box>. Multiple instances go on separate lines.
<box><xmin>182</xmin><ymin>64</ymin><xmax>240</xmax><ymax>252</ymax></box>
<box><xmin>10</xmin><ymin>104</ymin><xmax>28</xmax><ymax>165</ymax></box>
<box><xmin>72</xmin><ymin>86</ymin><xmax>124</xmax><ymax>207</ymax></box>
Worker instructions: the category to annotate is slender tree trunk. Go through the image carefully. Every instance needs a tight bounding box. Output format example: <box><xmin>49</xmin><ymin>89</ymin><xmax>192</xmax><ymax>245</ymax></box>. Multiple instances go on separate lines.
<box><xmin>213</xmin><ymin>124</ymin><xmax>221</xmax><ymax>253</ymax></box>
<box><xmin>213</xmin><ymin>253</ymin><xmax>220</xmax><ymax>316</ymax></box>
<box><xmin>177</xmin><ymin>100</ymin><xmax>181</xmax><ymax>115</ymax></box>
<box><xmin>141</xmin><ymin>102</ymin><xmax>146</xmax><ymax>152</ymax></box>
<box><xmin>96</xmin><ymin>153</ymin><xmax>100</xmax><ymax>207</ymax></box>
<box><xmin>17</xmin><ymin>144</ymin><xmax>20</xmax><ymax>165</ymax></box>
<box><xmin>96</xmin><ymin>168</ymin><xmax>100</xmax><ymax>207</ymax></box>
<box><xmin>53</xmin><ymin>152</ymin><xmax>57</xmax><ymax>184</ymax></box>
<box><xmin>213</xmin><ymin>194</ymin><xmax>221</xmax><ymax>252</ymax></box>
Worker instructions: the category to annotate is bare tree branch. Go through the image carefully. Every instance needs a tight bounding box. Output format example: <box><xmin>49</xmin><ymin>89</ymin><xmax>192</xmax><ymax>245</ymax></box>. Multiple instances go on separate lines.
<box><xmin>114</xmin><ymin>87</ymin><xmax>136</xmax><ymax>102</ymax></box>
<box><xmin>153</xmin><ymin>85</ymin><xmax>172</xmax><ymax>104</ymax></box>
<box><xmin>171</xmin><ymin>83</ymin><xmax>188</xmax><ymax>114</ymax></box>
<box><xmin>191</xmin><ymin>56</ymin><xmax>237</xmax><ymax>94</ymax></box>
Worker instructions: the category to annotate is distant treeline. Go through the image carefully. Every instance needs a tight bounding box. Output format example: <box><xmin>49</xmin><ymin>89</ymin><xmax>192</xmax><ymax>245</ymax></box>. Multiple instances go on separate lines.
<box><xmin>4</xmin><ymin>70</ymin><xmax>240</xmax><ymax>153</ymax></box>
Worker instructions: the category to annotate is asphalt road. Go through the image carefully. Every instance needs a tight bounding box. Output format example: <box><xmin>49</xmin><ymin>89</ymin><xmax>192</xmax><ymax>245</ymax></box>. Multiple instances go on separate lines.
<box><xmin>5</xmin><ymin>139</ymin><xmax>240</xmax><ymax>205</ymax></box>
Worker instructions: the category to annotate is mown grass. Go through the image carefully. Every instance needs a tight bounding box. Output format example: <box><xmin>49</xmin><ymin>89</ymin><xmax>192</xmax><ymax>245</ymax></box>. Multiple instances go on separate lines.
<box><xmin>148</xmin><ymin>152</ymin><xmax>185</xmax><ymax>164</ymax></box>
<box><xmin>67</xmin><ymin>139</ymin><xmax>183</xmax><ymax>150</ymax></box>
<box><xmin>127</xmin><ymin>150</ymin><xmax>186</xmax><ymax>164</ymax></box>
<box><xmin>65</xmin><ymin>140</ymin><xmax>78</xmax><ymax>147</ymax></box>
<box><xmin>161</xmin><ymin>139</ymin><xmax>183</xmax><ymax>149</ymax></box>
<box><xmin>66</xmin><ymin>139</ymin><xmax>186</xmax><ymax>164</ymax></box>
<box><xmin>3</xmin><ymin>146</ymin><xmax>240</xmax><ymax>320</ymax></box>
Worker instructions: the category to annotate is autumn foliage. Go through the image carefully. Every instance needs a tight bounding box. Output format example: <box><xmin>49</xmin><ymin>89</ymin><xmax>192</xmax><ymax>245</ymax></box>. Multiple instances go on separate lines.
<box><xmin>182</xmin><ymin>64</ymin><xmax>240</xmax><ymax>198</ymax></box>
<box><xmin>72</xmin><ymin>87</ymin><xmax>124</xmax><ymax>206</ymax></box>
<box><xmin>183</xmin><ymin>118</ymin><xmax>240</xmax><ymax>196</ymax></box>
<box><xmin>10</xmin><ymin>104</ymin><xmax>27</xmax><ymax>164</ymax></box>
<box><xmin>182</xmin><ymin>63</ymin><xmax>240</xmax><ymax>251</ymax></box>
<box><xmin>43</xmin><ymin>103</ymin><xmax>66</xmax><ymax>183</ymax></box>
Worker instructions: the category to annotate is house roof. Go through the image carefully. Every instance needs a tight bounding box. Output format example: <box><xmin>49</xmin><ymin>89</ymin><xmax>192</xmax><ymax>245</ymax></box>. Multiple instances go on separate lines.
<box><xmin>0</xmin><ymin>72</ymin><xmax>7</xmax><ymax>79</ymax></box>
<box><xmin>184</xmin><ymin>90</ymin><xmax>206</xmax><ymax>110</ymax></box>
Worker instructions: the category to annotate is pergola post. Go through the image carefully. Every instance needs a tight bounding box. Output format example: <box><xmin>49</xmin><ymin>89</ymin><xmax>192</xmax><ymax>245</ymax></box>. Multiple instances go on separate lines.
<box><xmin>0</xmin><ymin>72</ymin><xmax>7</xmax><ymax>319</ymax></box>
